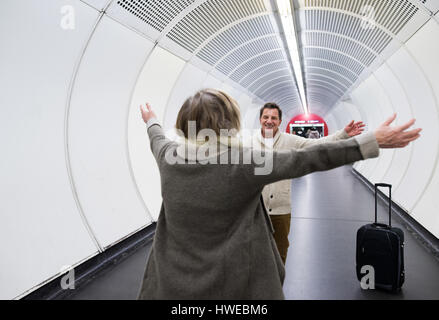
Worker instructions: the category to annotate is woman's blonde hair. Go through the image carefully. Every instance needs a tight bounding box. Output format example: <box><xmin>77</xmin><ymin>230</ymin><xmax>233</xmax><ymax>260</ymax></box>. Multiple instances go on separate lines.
<box><xmin>176</xmin><ymin>89</ymin><xmax>241</xmax><ymax>139</ymax></box>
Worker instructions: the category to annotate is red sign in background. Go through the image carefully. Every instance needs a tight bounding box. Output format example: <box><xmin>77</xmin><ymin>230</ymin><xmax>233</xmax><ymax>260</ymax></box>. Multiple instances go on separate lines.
<box><xmin>286</xmin><ymin>113</ymin><xmax>329</xmax><ymax>136</ymax></box>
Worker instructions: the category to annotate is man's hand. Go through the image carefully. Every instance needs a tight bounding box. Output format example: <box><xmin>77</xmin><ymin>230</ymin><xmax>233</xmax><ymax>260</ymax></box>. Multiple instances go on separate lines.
<box><xmin>345</xmin><ymin>120</ymin><xmax>365</xmax><ymax>137</ymax></box>
<box><xmin>140</xmin><ymin>102</ymin><xmax>157</xmax><ymax>123</ymax></box>
<box><xmin>374</xmin><ymin>114</ymin><xmax>421</xmax><ymax>148</ymax></box>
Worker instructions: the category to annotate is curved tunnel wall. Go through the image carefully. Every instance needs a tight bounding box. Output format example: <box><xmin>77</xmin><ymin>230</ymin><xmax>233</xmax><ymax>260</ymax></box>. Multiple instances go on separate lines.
<box><xmin>0</xmin><ymin>0</ymin><xmax>265</xmax><ymax>299</ymax></box>
<box><xmin>0</xmin><ymin>0</ymin><xmax>438</xmax><ymax>299</ymax></box>
<box><xmin>327</xmin><ymin>13</ymin><xmax>439</xmax><ymax>240</ymax></box>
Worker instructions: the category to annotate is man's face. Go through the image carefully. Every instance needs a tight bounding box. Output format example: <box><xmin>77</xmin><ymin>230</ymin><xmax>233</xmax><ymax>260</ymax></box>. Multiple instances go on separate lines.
<box><xmin>260</xmin><ymin>108</ymin><xmax>281</xmax><ymax>137</ymax></box>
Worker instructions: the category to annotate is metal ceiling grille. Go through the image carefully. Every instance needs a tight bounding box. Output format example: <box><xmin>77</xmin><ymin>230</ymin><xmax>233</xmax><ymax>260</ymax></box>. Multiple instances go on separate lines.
<box><xmin>306</xmin><ymin>74</ymin><xmax>347</xmax><ymax>94</ymax></box>
<box><xmin>166</xmin><ymin>0</ymin><xmax>267</xmax><ymax>53</ymax></box>
<box><xmin>240</xmin><ymin>61</ymin><xmax>288</xmax><ymax>87</ymax></box>
<box><xmin>305</xmin><ymin>66</ymin><xmax>353</xmax><ymax>88</ymax></box>
<box><xmin>303</xmin><ymin>47</ymin><xmax>365</xmax><ymax>75</ymax></box>
<box><xmin>196</xmin><ymin>15</ymin><xmax>274</xmax><ymax>65</ymax></box>
<box><xmin>215</xmin><ymin>35</ymin><xmax>280</xmax><ymax>75</ymax></box>
<box><xmin>303</xmin><ymin>31</ymin><xmax>377</xmax><ymax>66</ymax></box>
<box><xmin>304</xmin><ymin>10</ymin><xmax>392</xmax><ymax>54</ymax></box>
<box><xmin>257</xmin><ymin>77</ymin><xmax>293</xmax><ymax>96</ymax></box>
<box><xmin>304</xmin><ymin>58</ymin><xmax>358</xmax><ymax>82</ymax></box>
<box><xmin>248</xmin><ymin>69</ymin><xmax>291</xmax><ymax>92</ymax></box>
<box><xmin>116</xmin><ymin>0</ymin><xmax>195</xmax><ymax>32</ymax></box>
<box><xmin>113</xmin><ymin>0</ymin><xmax>428</xmax><ymax>119</ymax></box>
<box><xmin>303</xmin><ymin>0</ymin><xmax>418</xmax><ymax>35</ymax></box>
<box><xmin>298</xmin><ymin>0</ymin><xmax>421</xmax><ymax>115</ymax></box>
<box><xmin>264</xmin><ymin>86</ymin><xmax>297</xmax><ymax>101</ymax></box>
<box><xmin>162</xmin><ymin>0</ymin><xmax>302</xmax><ymax>112</ymax></box>
<box><xmin>230</xmin><ymin>50</ymin><xmax>285</xmax><ymax>84</ymax></box>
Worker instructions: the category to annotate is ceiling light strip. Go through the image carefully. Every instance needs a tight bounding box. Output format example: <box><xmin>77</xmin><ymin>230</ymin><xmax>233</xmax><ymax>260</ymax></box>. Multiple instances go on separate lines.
<box><xmin>276</xmin><ymin>0</ymin><xmax>308</xmax><ymax>114</ymax></box>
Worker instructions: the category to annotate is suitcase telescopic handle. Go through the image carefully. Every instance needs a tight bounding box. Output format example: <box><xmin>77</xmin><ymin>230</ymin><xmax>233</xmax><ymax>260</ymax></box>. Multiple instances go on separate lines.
<box><xmin>374</xmin><ymin>183</ymin><xmax>392</xmax><ymax>227</ymax></box>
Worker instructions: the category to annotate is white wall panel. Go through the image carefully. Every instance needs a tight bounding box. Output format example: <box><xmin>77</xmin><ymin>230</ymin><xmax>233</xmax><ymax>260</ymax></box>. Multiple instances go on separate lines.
<box><xmin>329</xmin><ymin>104</ymin><xmax>344</xmax><ymax>129</ymax></box>
<box><xmin>202</xmin><ymin>74</ymin><xmax>223</xmax><ymax>91</ymax></box>
<box><xmin>350</xmin><ymin>81</ymin><xmax>380</xmax><ymax>179</ymax></box>
<box><xmin>345</xmin><ymin>99</ymin><xmax>367</xmax><ymax>169</ymax></box>
<box><xmin>346</xmin><ymin>96</ymin><xmax>370</xmax><ymax>174</ymax></box>
<box><xmin>220</xmin><ymin>82</ymin><xmax>250</xmax><ymax>116</ymax></box>
<box><xmin>220</xmin><ymin>82</ymin><xmax>241</xmax><ymax>101</ymax></box>
<box><xmin>341</xmin><ymin>100</ymin><xmax>360</xmax><ymax>172</ymax></box>
<box><xmin>237</xmin><ymin>94</ymin><xmax>253</xmax><ymax>120</ymax></box>
<box><xmin>253</xmin><ymin>102</ymin><xmax>267</xmax><ymax>129</ymax></box>
<box><xmin>343</xmin><ymin>101</ymin><xmax>363</xmax><ymax>124</ymax></box>
<box><xmin>404</xmin><ymin>19</ymin><xmax>439</xmax><ymax>238</ymax></box>
<box><xmin>363</xmin><ymin>77</ymin><xmax>388</xmax><ymax>180</ymax></box>
<box><xmin>332</xmin><ymin>101</ymin><xmax>368</xmax><ymax>171</ymax></box>
<box><xmin>374</xmin><ymin>63</ymin><xmax>413</xmax><ymax>191</ymax></box>
<box><xmin>360</xmin><ymin>79</ymin><xmax>384</xmax><ymax>180</ymax></box>
<box><xmin>332</xmin><ymin>102</ymin><xmax>352</xmax><ymax>131</ymax></box>
<box><xmin>330</xmin><ymin>99</ymin><xmax>369</xmax><ymax>175</ymax></box>
<box><xmin>164</xmin><ymin>63</ymin><xmax>208</xmax><ymax>131</ymax></box>
<box><xmin>68</xmin><ymin>16</ymin><xmax>155</xmax><ymax>249</ymax></box>
<box><xmin>386</xmin><ymin>47</ymin><xmax>438</xmax><ymax>211</ymax></box>
<box><xmin>324</xmin><ymin>113</ymin><xmax>337</xmax><ymax>135</ymax></box>
<box><xmin>334</xmin><ymin>101</ymin><xmax>363</xmax><ymax>170</ymax></box>
<box><xmin>0</xmin><ymin>0</ymin><xmax>99</xmax><ymax>299</ymax></box>
<box><xmin>242</xmin><ymin>105</ymin><xmax>261</xmax><ymax>131</ymax></box>
<box><xmin>128</xmin><ymin>46</ymin><xmax>185</xmax><ymax>221</ymax></box>
<box><xmin>367</xmin><ymin>76</ymin><xmax>395</xmax><ymax>184</ymax></box>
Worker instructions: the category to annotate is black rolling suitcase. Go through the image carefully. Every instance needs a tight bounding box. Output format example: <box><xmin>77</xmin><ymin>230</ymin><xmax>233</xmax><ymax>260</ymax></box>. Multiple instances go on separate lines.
<box><xmin>356</xmin><ymin>183</ymin><xmax>405</xmax><ymax>292</ymax></box>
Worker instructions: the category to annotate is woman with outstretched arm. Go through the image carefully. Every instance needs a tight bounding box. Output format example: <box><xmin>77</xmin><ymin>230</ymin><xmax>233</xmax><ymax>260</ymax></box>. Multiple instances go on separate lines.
<box><xmin>137</xmin><ymin>89</ymin><xmax>421</xmax><ymax>300</ymax></box>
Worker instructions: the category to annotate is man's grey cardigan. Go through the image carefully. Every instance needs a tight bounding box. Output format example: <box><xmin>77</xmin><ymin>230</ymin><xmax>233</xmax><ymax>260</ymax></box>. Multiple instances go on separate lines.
<box><xmin>138</xmin><ymin>121</ymin><xmax>379</xmax><ymax>300</ymax></box>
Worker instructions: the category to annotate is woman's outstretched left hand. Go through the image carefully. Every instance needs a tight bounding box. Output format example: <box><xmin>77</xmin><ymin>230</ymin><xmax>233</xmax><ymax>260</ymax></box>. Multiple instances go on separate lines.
<box><xmin>140</xmin><ymin>102</ymin><xmax>157</xmax><ymax>123</ymax></box>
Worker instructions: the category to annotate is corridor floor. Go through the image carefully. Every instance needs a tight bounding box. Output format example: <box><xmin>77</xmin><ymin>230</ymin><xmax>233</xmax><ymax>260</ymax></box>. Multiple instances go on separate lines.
<box><xmin>284</xmin><ymin>165</ymin><xmax>439</xmax><ymax>299</ymax></box>
<box><xmin>65</xmin><ymin>165</ymin><xmax>439</xmax><ymax>300</ymax></box>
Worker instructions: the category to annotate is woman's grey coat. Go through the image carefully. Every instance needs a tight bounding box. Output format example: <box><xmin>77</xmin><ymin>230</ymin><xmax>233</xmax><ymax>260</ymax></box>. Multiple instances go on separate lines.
<box><xmin>138</xmin><ymin>123</ymin><xmax>379</xmax><ymax>300</ymax></box>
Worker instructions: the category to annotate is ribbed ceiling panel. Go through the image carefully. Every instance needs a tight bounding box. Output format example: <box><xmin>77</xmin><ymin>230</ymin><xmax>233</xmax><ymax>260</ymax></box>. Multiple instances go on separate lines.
<box><xmin>306</xmin><ymin>77</ymin><xmax>345</xmax><ymax>95</ymax></box>
<box><xmin>299</xmin><ymin>0</ymin><xmax>422</xmax><ymax>114</ymax></box>
<box><xmin>257</xmin><ymin>77</ymin><xmax>293</xmax><ymax>96</ymax></box>
<box><xmin>303</xmin><ymin>47</ymin><xmax>365</xmax><ymax>75</ymax></box>
<box><xmin>307</xmin><ymin>90</ymin><xmax>339</xmax><ymax>101</ymax></box>
<box><xmin>306</xmin><ymin>74</ymin><xmax>347</xmax><ymax>93</ymax></box>
<box><xmin>116</xmin><ymin>0</ymin><xmax>195</xmax><ymax>32</ymax></box>
<box><xmin>304</xmin><ymin>58</ymin><xmax>358</xmax><ymax>82</ymax></box>
<box><xmin>303</xmin><ymin>31</ymin><xmax>376</xmax><ymax>66</ymax></box>
<box><xmin>240</xmin><ymin>61</ymin><xmax>288</xmax><ymax>88</ymax></box>
<box><xmin>112</xmin><ymin>0</ymin><xmax>429</xmax><ymax>118</ymax></box>
<box><xmin>248</xmin><ymin>69</ymin><xmax>291</xmax><ymax>92</ymax></box>
<box><xmin>303</xmin><ymin>0</ymin><xmax>418</xmax><ymax>35</ymax></box>
<box><xmin>264</xmin><ymin>87</ymin><xmax>296</xmax><ymax>102</ymax></box>
<box><xmin>305</xmin><ymin>66</ymin><xmax>353</xmax><ymax>88</ymax></box>
<box><xmin>230</xmin><ymin>50</ymin><xmax>285</xmax><ymax>83</ymax></box>
<box><xmin>163</xmin><ymin>0</ymin><xmax>301</xmax><ymax>113</ymax></box>
<box><xmin>197</xmin><ymin>15</ymin><xmax>274</xmax><ymax>65</ymax></box>
<box><xmin>265</xmin><ymin>90</ymin><xmax>297</xmax><ymax>105</ymax></box>
<box><xmin>166</xmin><ymin>0</ymin><xmax>267</xmax><ymax>53</ymax></box>
<box><xmin>304</xmin><ymin>10</ymin><xmax>392</xmax><ymax>54</ymax></box>
<box><xmin>216</xmin><ymin>35</ymin><xmax>280</xmax><ymax>75</ymax></box>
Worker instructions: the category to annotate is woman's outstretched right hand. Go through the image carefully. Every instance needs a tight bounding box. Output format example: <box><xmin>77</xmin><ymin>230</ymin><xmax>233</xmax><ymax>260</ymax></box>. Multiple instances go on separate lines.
<box><xmin>374</xmin><ymin>114</ymin><xmax>422</xmax><ymax>148</ymax></box>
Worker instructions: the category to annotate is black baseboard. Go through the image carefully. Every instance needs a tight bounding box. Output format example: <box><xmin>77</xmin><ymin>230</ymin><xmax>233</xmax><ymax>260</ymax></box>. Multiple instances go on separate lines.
<box><xmin>22</xmin><ymin>223</ymin><xmax>156</xmax><ymax>300</ymax></box>
<box><xmin>352</xmin><ymin>168</ymin><xmax>439</xmax><ymax>260</ymax></box>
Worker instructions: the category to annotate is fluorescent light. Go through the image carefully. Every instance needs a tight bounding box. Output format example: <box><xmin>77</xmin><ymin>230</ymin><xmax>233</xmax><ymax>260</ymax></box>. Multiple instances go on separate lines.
<box><xmin>276</xmin><ymin>0</ymin><xmax>308</xmax><ymax>114</ymax></box>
